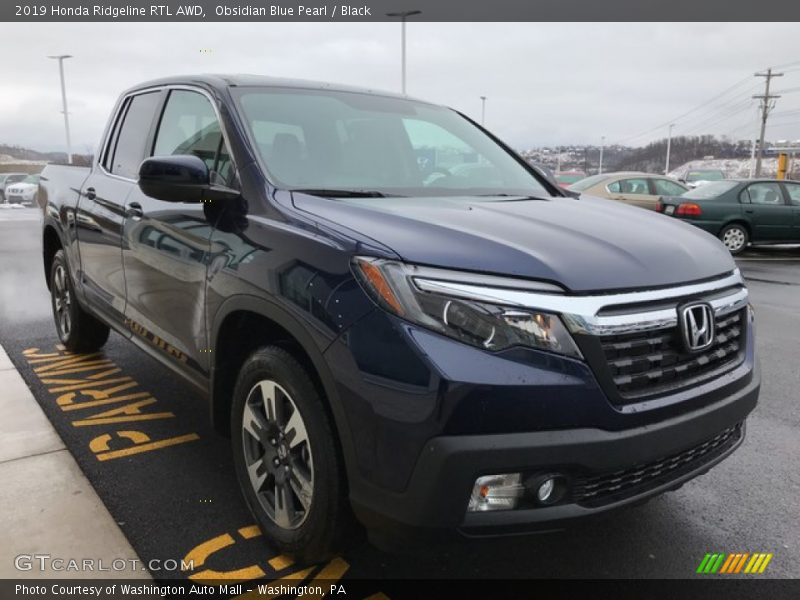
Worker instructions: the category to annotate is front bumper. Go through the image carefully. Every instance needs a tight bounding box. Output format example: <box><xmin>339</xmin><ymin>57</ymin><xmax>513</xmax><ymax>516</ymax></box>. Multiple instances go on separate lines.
<box><xmin>349</xmin><ymin>362</ymin><xmax>758</xmax><ymax>540</ymax></box>
<box><xmin>6</xmin><ymin>193</ymin><xmax>34</xmax><ymax>204</ymax></box>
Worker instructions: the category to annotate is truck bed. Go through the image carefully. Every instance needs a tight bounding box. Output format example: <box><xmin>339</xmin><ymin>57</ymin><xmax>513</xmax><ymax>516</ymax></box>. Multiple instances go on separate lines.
<box><xmin>39</xmin><ymin>164</ymin><xmax>91</xmax><ymax>212</ymax></box>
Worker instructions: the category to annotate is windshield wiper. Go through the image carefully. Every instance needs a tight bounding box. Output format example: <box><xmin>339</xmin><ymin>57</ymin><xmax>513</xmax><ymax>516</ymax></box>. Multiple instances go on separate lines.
<box><xmin>291</xmin><ymin>188</ymin><xmax>403</xmax><ymax>198</ymax></box>
<box><xmin>473</xmin><ymin>193</ymin><xmax>552</xmax><ymax>201</ymax></box>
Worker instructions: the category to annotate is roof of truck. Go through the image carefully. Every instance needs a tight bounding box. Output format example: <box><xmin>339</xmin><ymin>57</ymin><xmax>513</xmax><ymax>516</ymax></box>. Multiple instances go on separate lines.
<box><xmin>125</xmin><ymin>74</ymin><xmax>433</xmax><ymax>104</ymax></box>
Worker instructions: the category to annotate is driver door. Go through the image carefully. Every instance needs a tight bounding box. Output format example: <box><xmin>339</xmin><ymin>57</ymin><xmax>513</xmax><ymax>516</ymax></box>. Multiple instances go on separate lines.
<box><xmin>122</xmin><ymin>88</ymin><xmax>236</xmax><ymax>384</ymax></box>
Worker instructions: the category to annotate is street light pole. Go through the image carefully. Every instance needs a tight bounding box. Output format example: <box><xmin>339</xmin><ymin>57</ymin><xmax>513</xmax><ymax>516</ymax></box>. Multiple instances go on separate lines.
<box><xmin>386</xmin><ymin>10</ymin><xmax>421</xmax><ymax>94</ymax></box>
<box><xmin>480</xmin><ymin>96</ymin><xmax>487</xmax><ymax>125</ymax></box>
<box><xmin>48</xmin><ymin>54</ymin><xmax>73</xmax><ymax>164</ymax></box>
<box><xmin>598</xmin><ymin>136</ymin><xmax>605</xmax><ymax>174</ymax></box>
<box><xmin>665</xmin><ymin>123</ymin><xmax>675</xmax><ymax>175</ymax></box>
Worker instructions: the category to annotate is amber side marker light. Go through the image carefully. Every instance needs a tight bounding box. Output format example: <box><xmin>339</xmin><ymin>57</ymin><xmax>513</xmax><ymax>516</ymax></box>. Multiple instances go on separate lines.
<box><xmin>354</xmin><ymin>259</ymin><xmax>405</xmax><ymax>316</ymax></box>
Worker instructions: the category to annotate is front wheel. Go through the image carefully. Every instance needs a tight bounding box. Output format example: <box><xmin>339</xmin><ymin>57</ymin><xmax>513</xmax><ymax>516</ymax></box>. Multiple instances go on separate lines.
<box><xmin>719</xmin><ymin>223</ymin><xmax>749</xmax><ymax>255</ymax></box>
<box><xmin>50</xmin><ymin>249</ymin><xmax>110</xmax><ymax>352</ymax></box>
<box><xmin>231</xmin><ymin>346</ymin><xmax>355</xmax><ymax>563</ymax></box>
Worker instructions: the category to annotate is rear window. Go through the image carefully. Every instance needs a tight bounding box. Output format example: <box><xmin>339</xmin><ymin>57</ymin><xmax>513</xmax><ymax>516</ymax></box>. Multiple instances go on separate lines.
<box><xmin>568</xmin><ymin>173</ymin><xmax>608</xmax><ymax>191</ymax></box>
<box><xmin>682</xmin><ymin>180</ymin><xmax>738</xmax><ymax>199</ymax></box>
<box><xmin>556</xmin><ymin>173</ymin><xmax>585</xmax><ymax>184</ymax></box>
<box><xmin>686</xmin><ymin>170</ymin><xmax>725</xmax><ymax>182</ymax></box>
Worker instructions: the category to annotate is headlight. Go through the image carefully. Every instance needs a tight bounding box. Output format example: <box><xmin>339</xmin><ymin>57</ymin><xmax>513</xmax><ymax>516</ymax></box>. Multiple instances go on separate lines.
<box><xmin>352</xmin><ymin>257</ymin><xmax>582</xmax><ymax>358</ymax></box>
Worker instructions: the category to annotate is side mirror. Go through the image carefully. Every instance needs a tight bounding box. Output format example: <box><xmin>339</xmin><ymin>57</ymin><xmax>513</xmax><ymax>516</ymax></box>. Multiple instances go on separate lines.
<box><xmin>677</xmin><ymin>179</ymin><xmax>686</xmax><ymax>184</ymax></box>
<box><xmin>138</xmin><ymin>155</ymin><xmax>238</xmax><ymax>203</ymax></box>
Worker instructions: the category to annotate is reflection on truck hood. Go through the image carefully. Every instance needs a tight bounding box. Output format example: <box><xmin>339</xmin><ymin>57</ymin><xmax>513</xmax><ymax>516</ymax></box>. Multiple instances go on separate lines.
<box><xmin>292</xmin><ymin>192</ymin><xmax>736</xmax><ymax>293</ymax></box>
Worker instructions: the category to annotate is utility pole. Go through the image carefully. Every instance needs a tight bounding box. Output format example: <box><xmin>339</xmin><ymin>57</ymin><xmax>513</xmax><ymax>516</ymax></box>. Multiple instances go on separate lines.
<box><xmin>665</xmin><ymin>123</ymin><xmax>675</xmax><ymax>174</ymax></box>
<box><xmin>386</xmin><ymin>10</ymin><xmax>421</xmax><ymax>94</ymax></box>
<box><xmin>480</xmin><ymin>96</ymin><xmax>487</xmax><ymax>125</ymax></box>
<box><xmin>598</xmin><ymin>136</ymin><xmax>605</xmax><ymax>174</ymax></box>
<box><xmin>48</xmin><ymin>54</ymin><xmax>73</xmax><ymax>164</ymax></box>
<box><xmin>753</xmin><ymin>68</ymin><xmax>783</xmax><ymax>177</ymax></box>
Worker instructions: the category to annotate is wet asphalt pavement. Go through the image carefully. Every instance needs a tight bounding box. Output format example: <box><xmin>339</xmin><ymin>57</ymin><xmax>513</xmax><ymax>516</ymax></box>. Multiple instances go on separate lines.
<box><xmin>0</xmin><ymin>207</ymin><xmax>798</xmax><ymax>581</ymax></box>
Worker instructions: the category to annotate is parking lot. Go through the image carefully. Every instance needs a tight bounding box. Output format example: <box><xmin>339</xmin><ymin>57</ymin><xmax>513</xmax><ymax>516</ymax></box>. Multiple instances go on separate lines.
<box><xmin>1</xmin><ymin>207</ymin><xmax>798</xmax><ymax>582</ymax></box>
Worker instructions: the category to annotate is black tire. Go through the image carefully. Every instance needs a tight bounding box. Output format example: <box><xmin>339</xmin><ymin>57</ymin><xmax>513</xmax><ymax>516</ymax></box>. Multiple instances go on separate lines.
<box><xmin>719</xmin><ymin>223</ymin><xmax>749</xmax><ymax>255</ymax></box>
<box><xmin>231</xmin><ymin>346</ymin><xmax>355</xmax><ymax>563</ymax></box>
<box><xmin>50</xmin><ymin>249</ymin><xmax>110</xmax><ymax>352</ymax></box>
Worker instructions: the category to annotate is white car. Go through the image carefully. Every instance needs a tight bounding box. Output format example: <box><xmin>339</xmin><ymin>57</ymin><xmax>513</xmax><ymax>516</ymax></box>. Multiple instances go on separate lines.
<box><xmin>5</xmin><ymin>174</ymin><xmax>40</xmax><ymax>204</ymax></box>
<box><xmin>673</xmin><ymin>168</ymin><xmax>726</xmax><ymax>189</ymax></box>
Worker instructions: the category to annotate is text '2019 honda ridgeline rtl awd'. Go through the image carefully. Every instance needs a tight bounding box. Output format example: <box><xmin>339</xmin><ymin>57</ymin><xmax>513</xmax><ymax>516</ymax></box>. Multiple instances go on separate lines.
<box><xmin>39</xmin><ymin>75</ymin><xmax>759</xmax><ymax>561</ymax></box>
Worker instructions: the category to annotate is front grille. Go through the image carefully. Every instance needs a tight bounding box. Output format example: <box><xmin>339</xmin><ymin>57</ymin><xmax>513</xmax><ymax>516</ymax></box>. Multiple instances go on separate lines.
<box><xmin>573</xmin><ymin>424</ymin><xmax>742</xmax><ymax>507</ymax></box>
<box><xmin>600</xmin><ymin>309</ymin><xmax>745</xmax><ymax>399</ymax></box>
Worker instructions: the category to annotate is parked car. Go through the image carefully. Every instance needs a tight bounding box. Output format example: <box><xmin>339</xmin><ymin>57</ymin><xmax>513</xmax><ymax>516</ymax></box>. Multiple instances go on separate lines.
<box><xmin>0</xmin><ymin>172</ymin><xmax>30</xmax><ymax>202</ymax></box>
<box><xmin>673</xmin><ymin>168</ymin><xmax>726</xmax><ymax>189</ymax></box>
<box><xmin>554</xmin><ymin>170</ymin><xmax>586</xmax><ymax>188</ymax></box>
<box><xmin>4</xmin><ymin>174</ymin><xmax>40</xmax><ymax>204</ymax></box>
<box><xmin>658</xmin><ymin>179</ymin><xmax>800</xmax><ymax>254</ymax></box>
<box><xmin>568</xmin><ymin>171</ymin><xmax>688</xmax><ymax>210</ymax></box>
<box><xmin>530</xmin><ymin>163</ymin><xmax>579</xmax><ymax>198</ymax></box>
<box><xmin>40</xmin><ymin>75</ymin><xmax>758</xmax><ymax>561</ymax></box>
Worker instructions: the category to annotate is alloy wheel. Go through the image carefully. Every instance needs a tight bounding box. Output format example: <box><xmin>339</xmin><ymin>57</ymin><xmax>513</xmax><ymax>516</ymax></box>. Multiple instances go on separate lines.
<box><xmin>241</xmin><ymin>379</ymin><xmax>314</xmax><ymax>530</ymax></box>
<box><xmin>53</xmin><ymin>264</ymin><xmax>72</xmax><ymax>338</ymax></box>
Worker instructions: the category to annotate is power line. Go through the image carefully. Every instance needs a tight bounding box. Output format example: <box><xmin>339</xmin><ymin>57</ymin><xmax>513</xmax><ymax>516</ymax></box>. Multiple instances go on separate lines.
<box><xmin>679</xmin><ymin>101</ymin><xmax>757</xmax><ymax>137</ymax></box>
<box><xmin>612</xmin><ymin>75</ymin><xmax>755</xmax><ymax>145</ymax></box>
<box><xmin>769</xmin><ymin>59</ymin><xmax>800</xmax><ymax>70</ymax></box>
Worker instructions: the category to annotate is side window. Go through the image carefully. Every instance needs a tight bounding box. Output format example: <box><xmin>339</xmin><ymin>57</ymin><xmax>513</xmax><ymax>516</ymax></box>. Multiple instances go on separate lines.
<box><xmin>784</xmin><ymin>183</ymin><xmax>800</xmax><ymax>206</ymax></box>
<box><xmin>742</xmin><ymin>182</ymin><xmax>784</xmax><ymax>205</ymax></box>
<box><xmin>110</xmin><ymin>92</ymin><xmax>161</xmax><ymax>179</ymax></box>
<box><xmin>153</xmin><ymin>90</ymin><xmax>235</xmax><ymax>186</ymax></box>
<box><xmin>607</xmin><ymin>180</ymin><xmax>621</xmax><ymax>193</ymax></box>
<box><xmin>652</xmin><ymin>178</ymin><xmax>687</xmax><ymax>196</ymax></box>
<box><xmin>102</xmin><ymin>99</ymin><xmax>127</xmax><ymax>172</ymax></box>
<box><xmin>618</xmin><ymin>178</ymin><xmax>649</xmax><ymax>195</ymax></box>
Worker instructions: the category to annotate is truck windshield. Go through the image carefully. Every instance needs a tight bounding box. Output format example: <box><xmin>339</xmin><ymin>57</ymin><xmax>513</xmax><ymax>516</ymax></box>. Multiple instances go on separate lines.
<box><xmin>233</xmin><ymin>87</ymin><xmax>550</xmax><ymax>198</ymax></box>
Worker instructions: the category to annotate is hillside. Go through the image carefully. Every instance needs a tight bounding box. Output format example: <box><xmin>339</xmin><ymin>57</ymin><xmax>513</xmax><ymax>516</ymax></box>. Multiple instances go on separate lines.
<box><xmin>612</xmin><ymin>136</ymin><xmax>752</xmax><ymax>174</ymax></box>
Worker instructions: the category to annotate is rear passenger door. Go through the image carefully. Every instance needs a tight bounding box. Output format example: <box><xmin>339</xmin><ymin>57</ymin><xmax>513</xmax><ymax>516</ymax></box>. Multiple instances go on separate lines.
<box><xmin>739</xmin><ymin>181</ymin><xmax>793</xmax><ymax>241</ymax></box>
<box><xmin>122</xmin><ymin>88</ymin><xmax>236</xmax><ymax>382</ymax></box>
<box><xmin>76</xmin><ymin>90</ymin><xmax>162</xmax><ymax>329</ymax></box>
<box><xmin>782</xmin><ymin>182</ymin><xmax>800</xmax><ymax>240</ymax></box>
<box><xmin>607</xmin><ymin>177</ymin><xmax>658</xmax><ymax>209</ymax></box>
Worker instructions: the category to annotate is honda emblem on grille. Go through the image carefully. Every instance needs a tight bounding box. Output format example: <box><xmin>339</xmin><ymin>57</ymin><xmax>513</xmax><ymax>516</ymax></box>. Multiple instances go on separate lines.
<box><xmin>680</xmin><ymin>302</ymin><xmax>715</xmax><ymax>352</ymax></box>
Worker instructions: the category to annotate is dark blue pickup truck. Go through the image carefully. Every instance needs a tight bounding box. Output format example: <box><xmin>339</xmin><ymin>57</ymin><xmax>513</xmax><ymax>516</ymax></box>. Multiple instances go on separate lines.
<box><xmin>39</xmin><ymin>75</ymin><xmax>759</xmax><ymax>561</ymax></box>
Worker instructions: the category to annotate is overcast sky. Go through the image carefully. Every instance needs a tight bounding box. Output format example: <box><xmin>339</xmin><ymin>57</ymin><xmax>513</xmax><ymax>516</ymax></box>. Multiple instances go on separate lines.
<box><xmin>1</xmin><ymin>22</ymin><xmax>799</xmax><ymax>153</ymax></box>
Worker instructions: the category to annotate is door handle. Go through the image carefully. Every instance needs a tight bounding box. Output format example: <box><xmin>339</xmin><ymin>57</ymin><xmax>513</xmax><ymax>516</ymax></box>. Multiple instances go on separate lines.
<box><xmin>744</xmin><ymin>209</ymin><xmax>754</xmax><ymax>214</ymax></box>
<box><xmin>85</xmin><ymin>187</ymin><xmax>96</xmax><ymax>200</ymax></box>
<box><xmin>125</xmin><ymin>201</ymin><xmax>144</xmax><ymax>219</ymax></box>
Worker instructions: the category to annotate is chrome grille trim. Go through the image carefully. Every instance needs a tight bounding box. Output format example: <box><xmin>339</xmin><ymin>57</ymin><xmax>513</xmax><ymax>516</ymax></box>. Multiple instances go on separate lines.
<box><xmin>413</xmin><ymin>269</ymin><xmax>747</xmax><ymax>336</ymax></box>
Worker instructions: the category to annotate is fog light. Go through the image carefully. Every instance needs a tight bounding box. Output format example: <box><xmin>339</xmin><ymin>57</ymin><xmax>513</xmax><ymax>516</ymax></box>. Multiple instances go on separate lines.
<box><xmin>467</xmin><ymin>473</ymin><xmax>524</xmax><ymax>512</ymax></box>
<box><xmin>537</xmin><ymin>478</ymin><xmax>555</xmax><ymax>503</ymax></box>
<box><xmin>530</xmin><ymin>474</ymin><xmax>567</xmax><ymax>505</ymax></box>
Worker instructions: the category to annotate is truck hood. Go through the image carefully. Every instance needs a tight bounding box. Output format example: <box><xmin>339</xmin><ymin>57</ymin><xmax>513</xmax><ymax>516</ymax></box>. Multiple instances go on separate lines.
<box><xmin>292</xmin><ymin>192</ymin><xmax>736</xmax><ymax>293</ymax></box>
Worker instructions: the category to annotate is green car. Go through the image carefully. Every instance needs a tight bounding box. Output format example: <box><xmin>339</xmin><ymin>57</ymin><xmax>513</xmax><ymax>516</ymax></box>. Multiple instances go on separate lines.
<box><xmin>658</xmin><ymin>179</ymin><xmax>800</xmax><ymax>254</ymax></box>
